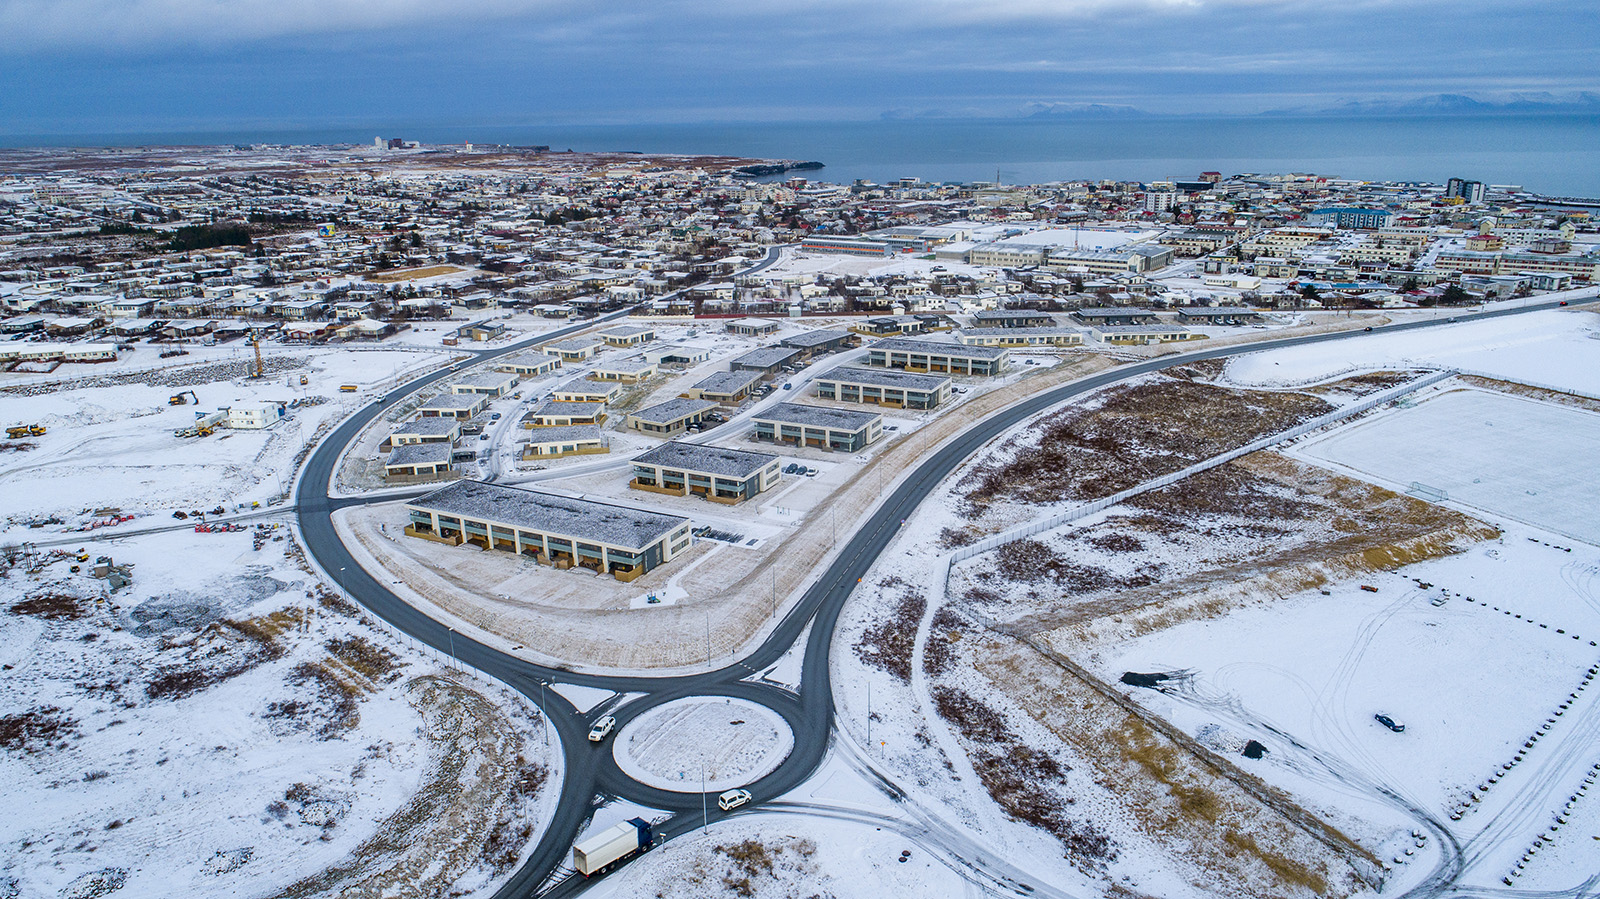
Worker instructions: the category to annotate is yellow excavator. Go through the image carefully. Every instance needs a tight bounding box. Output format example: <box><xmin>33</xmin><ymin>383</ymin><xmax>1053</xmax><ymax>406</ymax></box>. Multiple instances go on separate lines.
<box><xmin>169</xmin><ymin>390</ymin><xmax>198</xmax><ymax>406</ymax></box>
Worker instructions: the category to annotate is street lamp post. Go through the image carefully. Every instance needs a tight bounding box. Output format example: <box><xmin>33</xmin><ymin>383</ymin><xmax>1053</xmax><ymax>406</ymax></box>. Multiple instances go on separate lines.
<box><xmin>447</xmin><ymin>626</ymin><xmax>457</xmax><ymax>670</ymax></box>
<box><xmin>702</xmin><ymin>764</ymin><xmax>708</xmax><ymax>833</ymax></box>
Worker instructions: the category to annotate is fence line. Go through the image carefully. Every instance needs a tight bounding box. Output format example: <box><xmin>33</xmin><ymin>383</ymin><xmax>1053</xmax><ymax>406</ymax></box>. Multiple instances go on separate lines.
<box><xmin>947</xmin><ymin>369</ymin><xmax>1456</xmax><ymax>566</ymax></box>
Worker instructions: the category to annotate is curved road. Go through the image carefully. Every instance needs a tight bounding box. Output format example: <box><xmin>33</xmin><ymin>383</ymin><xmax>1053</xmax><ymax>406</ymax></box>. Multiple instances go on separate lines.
<box><xmin>295</xmin><ymin>297</ymin><xmax>1582</xmax><ymax>897</ymax></box>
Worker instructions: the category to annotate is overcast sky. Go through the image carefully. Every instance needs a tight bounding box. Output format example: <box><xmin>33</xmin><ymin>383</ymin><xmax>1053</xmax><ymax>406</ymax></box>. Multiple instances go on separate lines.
<box><xmin>0</xmin><ymin>0</ymin><xmax>1595</xmax><ymax>136</ymax></box>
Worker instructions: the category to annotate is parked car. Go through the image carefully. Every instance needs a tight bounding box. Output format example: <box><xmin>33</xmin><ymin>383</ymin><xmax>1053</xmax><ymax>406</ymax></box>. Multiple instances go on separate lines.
<box><xmin>717</xmin><ymin>788</ymin><xmax>752</xmax><ymax>811</ymax></box>
<box><xmin>479</xmin><ymin>433</ymin><xmax>490</xmax><ymax>441</ymax></box>
<box><xmin>588</xmin><ymin>716</ymin><xmax>617</xmax><ymax>742</ymax></box>
<box><xmin>1373</xmin><ymin>713</ymin><xmax>1405</xmax><ymax>733</ymax></box>
<box><xmin>490</xmin><ymin>412</ymin><xmax>501</xmax><ymax>420</ymax></box>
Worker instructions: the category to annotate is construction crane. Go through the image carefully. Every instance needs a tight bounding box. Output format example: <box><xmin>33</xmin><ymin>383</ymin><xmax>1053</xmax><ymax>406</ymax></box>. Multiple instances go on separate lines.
<box><xmin>169</xmin><ymin>390</ymin><xmax>198</xmax><ymax>406</ymax></box>
<box><xmin>251</xmin><ymin>338</ymin><xmax>265</xmax><ymax>379</ymax></box>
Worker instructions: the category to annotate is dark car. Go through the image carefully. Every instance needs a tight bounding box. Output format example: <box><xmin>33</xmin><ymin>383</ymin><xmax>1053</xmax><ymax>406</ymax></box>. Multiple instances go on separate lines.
<box><xmin>1363</xmin><ymin>326</ymin><xmax>1373</xmax><ymax>332</ymax></box>
<box><xmin>1374</xmin><ymin>713</ymin><xmax>1405</xmax><ymax>733</ymax></box>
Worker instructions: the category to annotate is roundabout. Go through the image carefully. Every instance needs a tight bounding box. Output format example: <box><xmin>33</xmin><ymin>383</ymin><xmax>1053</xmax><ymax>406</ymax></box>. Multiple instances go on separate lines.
<box><xmin>612</xmin><ymin>696</ymin><xmax>793</xmax><ymax>793</ymax></box>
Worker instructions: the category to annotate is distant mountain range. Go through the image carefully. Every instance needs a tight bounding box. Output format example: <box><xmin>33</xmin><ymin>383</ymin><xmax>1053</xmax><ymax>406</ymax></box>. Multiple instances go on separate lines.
<box><xmin>877</xmin><ymin>93</ymin><xmax>1600</xmax><ymax>121</ymax></box>
<box><xmin>1020</xmin><ymin>102</ymin><xmax>1149</xmax><ymax>119</ymax></box>
<box><xmin>1260</xmin><ymin>92</ymin><xmax>1600</xmax><ymax>117</ymax></box>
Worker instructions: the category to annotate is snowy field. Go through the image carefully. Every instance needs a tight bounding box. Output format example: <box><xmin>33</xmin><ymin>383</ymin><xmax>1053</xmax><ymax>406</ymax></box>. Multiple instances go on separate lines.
<box><xmin>1224</xmin><ymin>308</ymin><xmax>1600</xmax><ymax>396</ymax></box>
<box><xmin>0</xmin><ymin>526</ymin><xmax>558</xmax><ymax>899</ymax></box>
<box><xmin>581</xmin><ymin>815</ymin><xmax>973</xmax><ymax>899</ymax></box>
<box><xmin>1298</xmin><ymin>388</ymin><xmax>1600</xmax><ymax>545</ymax></box>
<box><xmin>1099</xmin><ymin>525</ymin><xmax>1600</xmax><ymax>890</ymax></box>
<box><xmin>0</xmin><ymin>346</ymin><xmax>449</xmax><ymax>536</ymax></box>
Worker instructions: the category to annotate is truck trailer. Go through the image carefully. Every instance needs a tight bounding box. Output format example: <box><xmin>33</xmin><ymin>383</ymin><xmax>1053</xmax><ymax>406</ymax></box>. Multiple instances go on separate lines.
<box><xmin>572</xmin><ymin>817</ymin><xmax>653</xmax><ymax>876</ymax></box>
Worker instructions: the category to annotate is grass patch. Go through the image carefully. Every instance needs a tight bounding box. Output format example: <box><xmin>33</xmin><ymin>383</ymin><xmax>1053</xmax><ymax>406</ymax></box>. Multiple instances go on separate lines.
<box><xmin>365</xmin><ymin>264</ymin><xmax>462</xmax><ymax>283</ymax></box>
<box><xmin>325</xmin><ymin>636</ymin><xmax>403</xmax><ymax>681</ymax></box>
<box><xmin>1224</xmin><ymin>830</ymin><xmax>1328</xmax><ymax>894</ymax></box>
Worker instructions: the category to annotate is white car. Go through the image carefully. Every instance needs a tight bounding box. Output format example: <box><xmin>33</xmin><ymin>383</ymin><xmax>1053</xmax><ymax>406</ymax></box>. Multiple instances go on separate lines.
<box><xmin>717</xmin><ymin>788</ymin><xmax>752</xmax><ymax>811</ymax></box>
<box><xmin>587</xmin><ymin>716</ymin><xmax>617</xmax><ymax>742</ymax></box>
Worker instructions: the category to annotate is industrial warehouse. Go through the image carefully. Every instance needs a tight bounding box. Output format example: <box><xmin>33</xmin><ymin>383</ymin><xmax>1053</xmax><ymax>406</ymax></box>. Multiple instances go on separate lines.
<box><xmin>404</xmin><ymin>480</ymin><xmax>693</xmax><ymax>582</ymax></box>
<box><xmin>629</xmin><ymin>442</ymin><xmax>781</xmax><ymax>504</ymax></box>
<box><xmin>866</xmin><ymin>337</ymin><xmax>1008</xmax><ymax>376</ymax></box>
<box><xmin>814</xmin><ymin>366</ymin><xmax>952</xmax><ymax>410</ymax></box>
<box><xmin>752</xmin><ymin>402</ymin><xmax>884</xmax><ymax>452</ymax></box>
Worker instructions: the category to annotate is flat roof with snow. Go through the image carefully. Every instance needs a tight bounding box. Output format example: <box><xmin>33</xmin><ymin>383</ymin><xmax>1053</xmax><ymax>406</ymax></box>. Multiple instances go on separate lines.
<box><xmin>779</xmin><ymin>328</ymin><xmax>855</xmax><ymax>349</ymax></box>
<box><xmin>691</xmin><ymin>369</ymin><xmax>764</xmax><ymax>396</ymax></box>
<box><xmin>408</xmin><ymin>480</ymin><xmax>687</xmax><ymax>551</ymax></box>
<box><xmin>629</xmin><ymin>398</ymin><xmax>719</xmax><ymax>425</ymax></box>
<box><xmin>815</xmin><ymin>366</ymin><xmax>951</xmax><ymax>391</ymax></box>
<box><xmin>753</xmin><ymin>402</ymin><xmax>882</xmax><ymax>431</ymax></box>
<box><xmin>631</xmin><ymin>442</ymin><xmax>778</xmax><ymax>479</ymax></box>
<box><xmin>388</xmin><ymin>443</ymin><xmax>453</xmax><ymax>466</ymax></box>
<box><xmin>869</xmin><ymin>337</ymin><xmax>1007</xmax><ymax>360</ymax></box>
<box><xmin>391</xmin><ymin>418</ymin><xmax>461</xmax><ymax>438</ymax></box>
<box><xmin>523</xmin><ymin>425</ymin><xmax>604</xmax><ymax>445</ymax></box>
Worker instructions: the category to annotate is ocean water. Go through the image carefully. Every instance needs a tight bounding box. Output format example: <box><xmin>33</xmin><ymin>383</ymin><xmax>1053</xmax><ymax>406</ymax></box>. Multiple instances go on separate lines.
<box><xmin>7</xmin><ymin>115</ymin><xmax>1599</xmax><ymax>196</ymax></box>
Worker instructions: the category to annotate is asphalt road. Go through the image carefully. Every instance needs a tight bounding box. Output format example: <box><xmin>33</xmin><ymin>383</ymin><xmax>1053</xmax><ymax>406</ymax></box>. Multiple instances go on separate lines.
<box><xmin>294</xmin><ymin>296</ymin><xmax>1581</xmax><ymax>897</ymax></box>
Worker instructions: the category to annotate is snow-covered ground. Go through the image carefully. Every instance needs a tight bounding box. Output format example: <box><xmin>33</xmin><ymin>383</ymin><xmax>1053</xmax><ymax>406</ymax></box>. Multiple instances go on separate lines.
<box><xmin>1</xmin><ymin>338</ymin><xmax>562</xmax><ymax>899</ymax></box>
<box><xmin>0</xmin><ymin>526</ymin><xmax>559</xmax><ymax>899</ymax></box>
<box><xmin>1224</xmin><ymin>308</ymin><xmax>1600</xmax><ymax>396</ymax></box>
<box><xmin>614</xmin><ymin>697</ymin><xmax>792</xmax><ymax>792</ymax></box>
<box><xmin>581</xmin><ymin>815</ymin><xmax>973</xmax><ymax>899</ymax></box>
<box><xmin>1098</xmin><ymin>521</ymin><xmax>1600</xmax><ymax>891</ymax></box>
<box><xmin>0</xmin><ymin>345</ymin><xmax>448</xmax><ymax>537</ymax></box>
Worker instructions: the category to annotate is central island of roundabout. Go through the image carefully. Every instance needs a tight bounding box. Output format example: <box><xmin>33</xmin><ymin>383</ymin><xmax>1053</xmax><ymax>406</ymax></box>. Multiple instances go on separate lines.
<box><xmin>612</xmin><ymin>696</ymin><xmax>795</xmax><ymax>792</ymax></box>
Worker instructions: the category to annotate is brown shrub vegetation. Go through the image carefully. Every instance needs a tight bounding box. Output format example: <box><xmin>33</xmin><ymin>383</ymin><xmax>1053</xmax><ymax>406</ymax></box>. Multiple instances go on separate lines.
<box><xmin>853</xmin><ymin>589</ymin><xmax>927</xmax><ymax>683</ymax></box>
<box><xmin>922</xmin><ymin>607</ymin><xmax>965</xmax><ymax>677</ymax></box>
<box><xmin>959</xmin><ymin>380</ymin><xmax>1332</xmax><ymax>515</ymax></box>
<box><xmin>10</xmin><ymin>591</ymin><xmax>88</xmax><ymax>620</ymax></box>
<box><xmin>325</xmin><ymin>636</ymin><xmax>402</xmax><ymax>681</ymax></box>
<box><xmin>0</xmin><ymin>706</ymin><xmax>78</xmax><ymax>753</ymax></box>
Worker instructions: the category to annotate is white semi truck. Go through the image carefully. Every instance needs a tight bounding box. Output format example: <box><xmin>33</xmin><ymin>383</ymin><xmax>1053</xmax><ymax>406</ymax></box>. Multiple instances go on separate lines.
<box><xmin>572</xmin><ymin>817</ymin><xmax>654</xmax><ymax>876</ymax></box>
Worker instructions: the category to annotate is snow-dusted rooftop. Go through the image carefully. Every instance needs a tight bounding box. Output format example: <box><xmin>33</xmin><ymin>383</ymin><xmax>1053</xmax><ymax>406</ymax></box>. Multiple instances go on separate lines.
<box><xmin>869</xmin><ymin>337</ymin><xmax>1007</xmax><ymax>360</ymax></box>
<box><xmin>387</xmin><ymin>442</ymin><xmax>452</xmax><ymax>466</ymax></box>
<box><xmin>691</xmin><ymin>369</ymin><xmax>764</xmax><ymax>395</ymax></box>
<box><xmin>523</xmin><ymin>425</ymin><xmax>603</xmax><ymax>444</ymax></box>
<box><xmin>408</xmin><ymin>480</ymin><xmax>687</xmax><ymax>551</ymax></box>
<box><xmin>629</xmin><ymin>398</ymin><xmax>718</xmax><ymax>424</ymax></box>
<box><xmin>753</xmin><ymin>401</ymin><xmax>882</xmax><ymax>431</ymax></box>
<box><xmin>779</xmin><ymin>328</ymin><xmax>855</xmax><ymax>349</ymax></box>
<box><xmin>631</xmin><ymin>442</ymin><xmax>778</xmax><ymax>479</ymax></box>
<box><xmin>390</xmin><ymin>417</ymin><xmax>460</xmax><ymax>438</ymax></box>
<box><xmin>814</xmin><ymin>365</ymin><xmax>951</xmax><ymax>391</ymax></box>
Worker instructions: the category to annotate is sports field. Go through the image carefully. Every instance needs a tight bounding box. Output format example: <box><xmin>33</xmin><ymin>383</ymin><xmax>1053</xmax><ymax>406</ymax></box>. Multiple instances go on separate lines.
<box><xmin>1299</xmin><ymin>387</ymin><xmax>1600</xmax><ymax>545</ymax></box>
